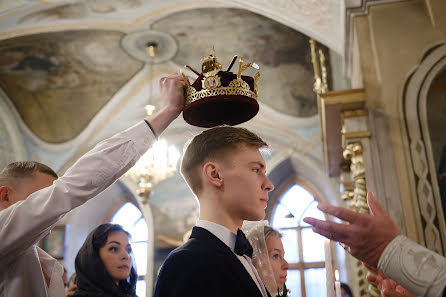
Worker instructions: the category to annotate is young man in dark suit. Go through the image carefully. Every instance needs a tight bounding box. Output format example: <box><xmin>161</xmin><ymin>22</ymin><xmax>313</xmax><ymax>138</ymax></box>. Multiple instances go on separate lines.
<box><xmin>154</xmin><ymin>126</ymin><xmax>274</xmax><ymax>297</ymax></box>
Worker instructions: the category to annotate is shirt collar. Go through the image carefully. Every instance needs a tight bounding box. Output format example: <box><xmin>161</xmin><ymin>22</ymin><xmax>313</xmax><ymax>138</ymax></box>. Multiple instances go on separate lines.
<box><xmin>196</xmin><ymin>220</ymin><xmax>236</xmax><ymax>251</ymax></box>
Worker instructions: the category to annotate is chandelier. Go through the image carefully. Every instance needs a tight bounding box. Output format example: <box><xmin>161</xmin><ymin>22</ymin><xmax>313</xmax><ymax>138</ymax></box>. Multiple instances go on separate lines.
<box><xmin>126</xmin><ymin>42</ymin><xmax>180</xmax><ymax>204</ymax></box>
<box><xmin>126</xmin><ymin>140</ymin><xmax>180</xmax><ymax>203</ymax></box>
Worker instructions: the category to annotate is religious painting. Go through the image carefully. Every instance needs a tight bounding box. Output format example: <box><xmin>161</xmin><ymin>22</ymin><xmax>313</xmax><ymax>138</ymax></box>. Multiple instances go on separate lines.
<box><xmin>0</xmin><ymin>30</ymin><xmax>143</xmax><ymax>143</ymax></box>
<box><xmin>153</xmin><ymin>7</ymin><xmax>332</xmax><ymax>118</ymax></box>
<box><xmin>42</xmin><ymin>225</ymin><xmax>67</xmax><ymax>259</ymax></box>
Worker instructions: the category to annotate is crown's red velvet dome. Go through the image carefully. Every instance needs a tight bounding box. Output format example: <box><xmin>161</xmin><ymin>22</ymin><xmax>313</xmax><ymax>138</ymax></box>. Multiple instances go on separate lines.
<box><xmin>183</xmin><ymin>71</ymin><xmax>259</xmax><ymax>128</ymax></box>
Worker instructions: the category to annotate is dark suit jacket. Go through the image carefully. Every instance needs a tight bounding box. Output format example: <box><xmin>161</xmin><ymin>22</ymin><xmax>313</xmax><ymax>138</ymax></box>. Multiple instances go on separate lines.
<box><xmin>153</xmin><ymin>226</ymin><xmax>271</xmax><ymax>297</ymax></box>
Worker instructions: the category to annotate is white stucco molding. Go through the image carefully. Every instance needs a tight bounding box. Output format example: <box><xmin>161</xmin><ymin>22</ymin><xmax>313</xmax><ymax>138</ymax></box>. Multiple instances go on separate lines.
<box><xmin>344</xmin><ymin>0</ymin><xmax>410</xmax><ymax>78</ymax></box>
<box><xmin>401</xmin><ymin>41</ymin><xmax>446</xmax><ymax>255</ymax></box>
<box><xmin>0</xmin><ymin>0</ymin><xmax>343</xmax><ymax>53</ymax></box>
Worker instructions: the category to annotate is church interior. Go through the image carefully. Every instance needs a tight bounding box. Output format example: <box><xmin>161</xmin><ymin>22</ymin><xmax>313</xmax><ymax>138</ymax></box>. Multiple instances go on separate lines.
<box><xmin>0</xmin><ymin>0</ymin><xmax>445</xmax><ymax>296</ymax></box>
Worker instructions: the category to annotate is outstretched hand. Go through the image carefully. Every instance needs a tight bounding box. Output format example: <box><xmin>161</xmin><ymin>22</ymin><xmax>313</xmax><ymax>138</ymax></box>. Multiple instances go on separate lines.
<box><xmin>364</xmin><ymin>263</ymin><xmax>415</xmax><ymax>297</ymax></box>
<box><xmin>303</xmin><ymin>191</ymin><xmax>401</xmax><ymax>267</ymax></box>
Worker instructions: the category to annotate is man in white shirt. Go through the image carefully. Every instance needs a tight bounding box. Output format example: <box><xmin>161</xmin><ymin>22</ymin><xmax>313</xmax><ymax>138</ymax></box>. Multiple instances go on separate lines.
<box><xmin>0</xmin><ymin>73</ymin><xmax>186</xmax><ymax>297</ymax></box>
<box><xmin>303</xmin><ymin>191</ymin><xmax>446</xmax><ymax>297</ymax></box>
<box><xmin>154</xmin><ymin>126</ymin><xmax>274</xmax><ymax>297</ymax></box>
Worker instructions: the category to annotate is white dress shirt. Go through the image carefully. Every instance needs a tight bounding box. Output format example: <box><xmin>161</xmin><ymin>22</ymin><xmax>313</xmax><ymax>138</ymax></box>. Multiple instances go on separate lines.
<box><xmin>196</xmin><ymin>220</ymin><xmax>268</xmax><ymax>297</ymax></box>
<box><xmin>0</xmin><ymin>121</ymin><xmax>155</xmax><ymax>297</ymax></box>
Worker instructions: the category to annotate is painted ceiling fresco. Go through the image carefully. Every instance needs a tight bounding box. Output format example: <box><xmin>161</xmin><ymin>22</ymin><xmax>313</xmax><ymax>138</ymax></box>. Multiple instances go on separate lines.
<box><xmin>0</xmin><ymin>30</ymin><xmax>143</xmax><ymax>143</ymax></box>
<box><xmin>17</xmin><ymin>0</ymin><xmax>143</xmax><ymax>23</ymax></box>
<box><xmin>153</xmin><ymin>7</ymin><xmax>331</xmax><ymax>118</ymax></box>
<box><xmin>0</xmin><ymin>6</ymin><xmax>330</xmax><ymax>143</ymax></box>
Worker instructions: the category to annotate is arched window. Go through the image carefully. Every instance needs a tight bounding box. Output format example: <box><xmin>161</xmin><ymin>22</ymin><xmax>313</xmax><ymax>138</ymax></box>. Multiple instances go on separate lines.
<box><xmin>270</xmin><ymin>182</ymin><xmax>327</xmax><ymax>297</ymax></box>
<box><xmin>110</xmin><ymin>202</ymin><xmax>148</xmax><ymax>297</ymax></box>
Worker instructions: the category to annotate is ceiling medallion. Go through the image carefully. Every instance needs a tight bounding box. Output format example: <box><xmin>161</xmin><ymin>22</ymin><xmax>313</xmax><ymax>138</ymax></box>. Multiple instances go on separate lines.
<box><xmin>121</xmin><ymin>30</ymin><xmax>177</xmax><ymax>63</ymax></box>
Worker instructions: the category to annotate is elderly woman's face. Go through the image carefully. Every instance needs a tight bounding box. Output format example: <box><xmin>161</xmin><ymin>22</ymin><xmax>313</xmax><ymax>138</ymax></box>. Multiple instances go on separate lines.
<box><xmin>99</xmin><ymin>231</ymin><xmax>132</xmax><ymax>284</ymax></box>
<box><xmin>266</xmin><ymin>236</ymin><xmax>289</xmax><ymax>289</ymax></box>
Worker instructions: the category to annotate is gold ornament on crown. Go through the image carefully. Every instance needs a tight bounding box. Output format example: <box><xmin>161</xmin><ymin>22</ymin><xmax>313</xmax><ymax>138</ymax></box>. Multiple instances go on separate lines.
<box><xmin>182</xmin><ymin>50</ymin><xmax>260</xmax><ymax>106</ymax></box>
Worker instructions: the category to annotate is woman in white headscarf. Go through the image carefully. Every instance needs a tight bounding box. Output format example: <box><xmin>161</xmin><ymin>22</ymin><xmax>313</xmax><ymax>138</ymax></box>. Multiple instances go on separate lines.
<box><xmin>242</xmin><ymin>221</ymin><xmax>290</xmax><ymax>297</ymax></box>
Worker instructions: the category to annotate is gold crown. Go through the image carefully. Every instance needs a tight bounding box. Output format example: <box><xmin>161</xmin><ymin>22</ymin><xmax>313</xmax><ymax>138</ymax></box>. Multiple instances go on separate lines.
<box><xmin>182</xmin><ymin>53</ymin><xmax>260</xmax><ymax>106</ymax></box>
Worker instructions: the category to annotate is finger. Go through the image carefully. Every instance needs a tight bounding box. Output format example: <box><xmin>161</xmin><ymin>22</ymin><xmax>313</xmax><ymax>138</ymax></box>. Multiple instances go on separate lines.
<box><xmin>382</xmin><ymin>279</ymin><xmax>397</xmax><ymax>289</ymax></box>
<box><xmin>316</xmin><ymin>202</ymin><xmax>363</xmax><ymax>223</ymax></box>
<box><xmin>366</xmin><ymin>275</ymin><xmax>377</xmax><ymax>283</ymax></box>
<box><xmin>367</xmin><ymin>191</ymin><xmax>387</xmax><ymax>217</ymax></box>
<box><xmin>304</xmin><ymin>220</ymin><xmax>351</xmax><ymax>242</ymax></box>
<box><xmin>383</xmin><ymin>289</ymin><xmax>404</xmax><ymax>297</ymax></box>
<box><xmin>303</xmin><ymin>217</ymin><xmax>349</xmax><ymax>233</ymax></box>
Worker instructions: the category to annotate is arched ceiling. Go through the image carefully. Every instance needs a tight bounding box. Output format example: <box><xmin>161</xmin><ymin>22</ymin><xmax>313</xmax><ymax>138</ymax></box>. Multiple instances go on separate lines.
<box><xmin>0</xmin><ymin>1</ymin><xmax>342</xmax><ymax>52</ymax></box>
<box><xmin>0</xmin><ymin>1</ymin><xmax>334</xmax><ymax>143</ymax></box>
<box><xmin>0</xmin><ymin>30</ymin><xmax>143</xmax><ymax>143</ymax></box>
<box><xmin>0</xmin><ymin>0</ymin><xmax>349</xmax><ymax>244</ymax></box>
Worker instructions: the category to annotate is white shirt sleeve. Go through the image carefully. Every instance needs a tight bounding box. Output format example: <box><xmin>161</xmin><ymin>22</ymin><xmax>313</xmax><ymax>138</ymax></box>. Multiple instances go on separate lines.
<box><xmin>378</xmin><ymin>235</ymin><xmax>446</xmax><ymax>297</ymax></box>
<box><xmin>0</xmin><ymin>121</ymin><xmax>156</xmax><ymax>264</ymax></box>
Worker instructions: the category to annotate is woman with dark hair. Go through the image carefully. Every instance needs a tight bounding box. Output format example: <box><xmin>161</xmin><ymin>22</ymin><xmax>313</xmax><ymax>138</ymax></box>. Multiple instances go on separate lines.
<box><xmin>69</xmin><ymin>224</ymin><xmax>138</xmax><ymax>297</ymax></box>
<box><xmin>341</xmin><ymin>283</ymin><xmax>354</xmax><ymax>297</ymax></box>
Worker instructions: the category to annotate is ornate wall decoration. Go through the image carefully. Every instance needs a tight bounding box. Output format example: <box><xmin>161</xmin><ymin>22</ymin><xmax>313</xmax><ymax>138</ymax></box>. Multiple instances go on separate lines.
<box><xmin>402</xmin><ymin>42</ymin><xmax>446</xmax><ymax>255</ymax></box>
<box><xmin>343</xmin><ymin>142</ymin><xmax>379</xmax><ymax>297</ymax></box>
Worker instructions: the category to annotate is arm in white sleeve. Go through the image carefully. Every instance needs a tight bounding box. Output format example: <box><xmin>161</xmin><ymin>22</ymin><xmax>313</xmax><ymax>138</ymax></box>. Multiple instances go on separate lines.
<box><xmin>378</xmin><ymin>235</ymin><xmax>446</xmax><ymax>297</ymax></box>
<box><xmin>0</xmin><ymin>121</ymin><xmax>155</xmax><ymax>264</ymax></box>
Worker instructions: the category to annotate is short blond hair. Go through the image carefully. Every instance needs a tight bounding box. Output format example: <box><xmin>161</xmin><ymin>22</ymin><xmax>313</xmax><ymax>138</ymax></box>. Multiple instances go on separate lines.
<box><xmin>180</xmin><ymin>126</ymin><xmax>267</xmax><ymax>196</ymax></box>
<box><xmin>0</xmin><ymin>161</ymin><xmax>57</xmax><ymax>189</ymax></box>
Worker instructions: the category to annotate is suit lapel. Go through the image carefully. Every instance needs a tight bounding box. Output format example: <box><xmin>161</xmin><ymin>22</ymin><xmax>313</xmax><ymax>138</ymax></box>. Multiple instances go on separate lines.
<box><xmin>224</xmin><ymin>251</ymin><xmax>266</xmax><ymax>297</ymax></box>
<box><xmin>190</xmin><ymin>227</ymin><xmax>265</xmax><ymax>297</ymax></box>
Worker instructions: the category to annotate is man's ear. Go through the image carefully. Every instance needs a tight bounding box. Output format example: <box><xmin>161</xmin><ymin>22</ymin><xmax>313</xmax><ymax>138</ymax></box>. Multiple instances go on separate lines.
<box><xmin>0</xmin><ymin>186</ymin><xmax>12</xmax><ymax>209</ymax></box>
<box><xmin>203</xmin><ymin>162</ymin><xmax>223</xmax><ymax>187</ymax></box>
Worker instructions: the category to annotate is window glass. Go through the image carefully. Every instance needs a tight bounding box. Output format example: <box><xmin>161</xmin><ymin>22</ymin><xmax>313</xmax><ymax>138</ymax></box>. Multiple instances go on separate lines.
<box><xmin>301</xmin><ymin>228</ymin><xmax>325</xmax><ymax>262</ymax></box>
<box><xmin>304</xmin><ymin>268</ymin><xmax>327</xmax><ymax>297</ymax></box>
<box><xmin>286</xmin><ymin>269</ymin><xmax>302</xmax><ymax>297</ymax></box>
<box><xmin>136</xmin><ymin>280</ymin><xmax>146</xmax><ymax>297</ymax></box>
<box><xmin>111</xmin><ymin>202</ymin><xmax>141</xmax><ymax>231</ymax></box>
<box><xmin>281</xmin><ymin>185</ymin><xmax>314</xmax><ymax>219</ymax></box>
<box><xmin>270</xmin><ymin>182</ymin><xmax>327</xmax><ymax>297</ymax></box>
<box><xmin>299</xmin><ymin>201</ymin><xmax>325</xmax><ymax>226</ymax></box>
<box><xmin>280</xmin><ymin>229</ymin><xmax>299</xmax><ymax>263</ymax></box>
<box><xmin>132</xmin><ymin>242</ymin><xmax>148</xmax><ymax>275</ymax></box>
<box><xmin>271</xmin><ymin>203</ymin><xmax>298</xmax><ymax>228</ymax></box>
<box><xmin>130</xmin><ymin>217</ymin><xmax>148</xmax><ymax>242</ymax></box>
